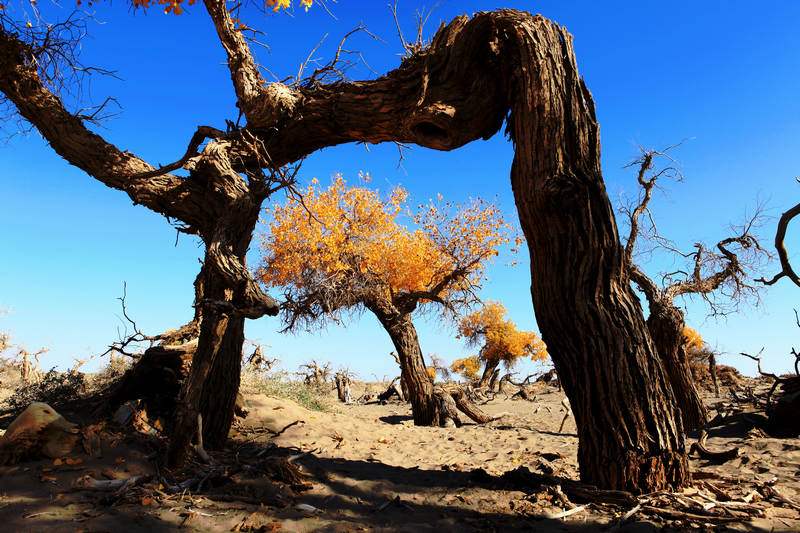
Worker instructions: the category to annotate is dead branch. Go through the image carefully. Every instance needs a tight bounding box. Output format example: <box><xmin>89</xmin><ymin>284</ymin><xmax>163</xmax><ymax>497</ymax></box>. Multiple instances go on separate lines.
<box><xmin>689</xmin><ymin>430</ymin><xmax>740</xmax><ymax>462</ymax></box>
<box><xmin>449</xmin><ymin>387</ymin><xmax>492</xmax><ymax>423</ymax></box>
<box><xmin>757</xmin><ymin>195</ymin><xmax>800</xmax><ymax>288</ymax></box>
<box><xmin>297</xmin><ymin>359</ymin><xmax>332</xmax><ymax>386</ymax></box>
<box><xmin>72</xmin><ymin>474</ymin><xmax>146</xmax><ymax>494</ymax></box>
<box><xmin>558</xmin><ymin>398</ymin><xmax>572</xmax><ymax>433</ymax></box>
<box><xmin>622</xmin><ymin>145</ymin><xmax>768</xmax><ymax>316</ymax></box>
<box><xmin>740</xmin><ymin>349</ymin><xmax>785</xmax><ymax>409</ymax></box>
<box><xmin>247</xmin><ymin>344</ymin><xmax>277</xmax><ymax>372</ymax></box>
<box><xmin>378</xmin><ymin>376</ymin><xmax>405</xmax><ymax>403</ymax></box>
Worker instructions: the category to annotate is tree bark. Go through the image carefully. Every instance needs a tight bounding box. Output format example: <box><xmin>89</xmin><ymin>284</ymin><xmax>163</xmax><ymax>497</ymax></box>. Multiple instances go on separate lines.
<box><xmin>478</xmin><ymin>359</ymin><xmax>500</xmax><ymax>388</ymax></box>
<box><xmin>169</xmin><ymin>195</ymin><xmax>266</xmax><ymax>463</ymax></box>
<box><xmin>369</xmin><ymin>307</ymin><xmax>438</xmax><ymax>426</ymax></box>
<box><xmin>499</xmin><ymin>16</ymin><xmax>688</xmax><ymax>491</ymax></box>
<box><xmin>646</xmin><ymin>304</ymin><xmax>708</xmax><ymax>432</ymax></box>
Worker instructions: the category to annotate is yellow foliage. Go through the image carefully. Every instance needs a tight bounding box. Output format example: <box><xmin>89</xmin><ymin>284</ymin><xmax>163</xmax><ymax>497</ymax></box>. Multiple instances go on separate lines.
<box><xmin>426</xmin><ymin>366</ymin><xmax>436</xmax><ymax>382</ymax></box>
<box><xmin>450</xmin><ymin>355</ymin><xmax>481</xmax><ymax>381</ymax></box>
<box><xmin>257</xmin><ymin>174</ymin><xmax>515</xmax><ymax>314</ymax></box>
<box><xmin>682</xmin><ymin>326</ymin><xmax>704</xmax><ymax>351</ymax></box>
<box><xmin>458</xmin><ymin>301</ymin><xmax>547</xmax><ymax>367</ymax></box>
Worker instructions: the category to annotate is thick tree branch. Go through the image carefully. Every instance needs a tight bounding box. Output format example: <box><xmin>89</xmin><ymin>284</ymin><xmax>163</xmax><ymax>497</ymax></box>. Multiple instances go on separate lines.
<box><xmin>203</xmin><ymin>0</ymin><xmax>271</xmax><ymax>123</ymax></box>
<box><xmin>758</xmin><ymin>200</ymin><xmax>800</xmax><ymax>288</ymax></box>
<box><xmin>0</xmin><ymin>26</ymin><xmax>215</xmax><ymax>230</ymax></box>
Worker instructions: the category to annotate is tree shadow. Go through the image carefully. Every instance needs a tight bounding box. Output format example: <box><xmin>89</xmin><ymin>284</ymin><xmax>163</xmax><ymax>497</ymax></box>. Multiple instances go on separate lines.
<box><xmin>378</xmin><ymin>414</ymin><xmax>413</xmax><ymax>424</ymax></box>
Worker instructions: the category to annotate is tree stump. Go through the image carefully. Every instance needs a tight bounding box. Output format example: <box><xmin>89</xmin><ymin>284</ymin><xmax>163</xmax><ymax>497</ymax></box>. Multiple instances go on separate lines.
<box><xmin>334</xmin><ymin>372</ymin><xmax>352</xmax><ymax>404</ymax></box>
<box><xmin>106</xmin><ymin>340</ymin><xmax>196</xmax><ymax>420</ymax></box>
<box><xmin>433</xmin><ymin>389</ymin><xmax>461</xmax><ymax>428</ymax></box>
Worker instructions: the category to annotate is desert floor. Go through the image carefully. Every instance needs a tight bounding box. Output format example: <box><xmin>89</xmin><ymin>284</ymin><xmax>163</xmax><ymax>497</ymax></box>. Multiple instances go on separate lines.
<box><xmin>0</xmin><ymin>377</ymin><xmax>799</xmax><ymax>532</ymax></box>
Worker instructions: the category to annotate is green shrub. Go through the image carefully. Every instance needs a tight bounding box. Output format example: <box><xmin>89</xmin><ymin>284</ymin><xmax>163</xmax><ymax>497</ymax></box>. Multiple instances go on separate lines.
<box><xmin>255</xmin><ymin>371</ymin><xmax>332</xmax><ymax>412</ymax></box>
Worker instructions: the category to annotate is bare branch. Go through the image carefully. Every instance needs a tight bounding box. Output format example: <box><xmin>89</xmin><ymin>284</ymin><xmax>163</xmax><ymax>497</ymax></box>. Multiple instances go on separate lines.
<box><xmin>757</xmin><ymin>197</ymin><xmax>800</xmax><ymax>288</ymax></box>
<box><xmin>620</xmin><ymin>143</ymin><xmax>768</xmax><ymax>316</ymax></box>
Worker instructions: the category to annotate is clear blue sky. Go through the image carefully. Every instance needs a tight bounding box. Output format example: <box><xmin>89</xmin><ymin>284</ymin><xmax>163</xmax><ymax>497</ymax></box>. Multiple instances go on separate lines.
<box><xmin>1</xmin><ymin>1</ymin><xmax>799</xmax><ymax>379</ymax></box>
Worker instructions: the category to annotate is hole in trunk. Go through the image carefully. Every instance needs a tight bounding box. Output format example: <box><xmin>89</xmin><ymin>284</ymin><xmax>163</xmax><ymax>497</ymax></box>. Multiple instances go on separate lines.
<box><xmin>413</xmin><ymin>121</ymin><xmax>449</xmax><ymax>141</ymax></box>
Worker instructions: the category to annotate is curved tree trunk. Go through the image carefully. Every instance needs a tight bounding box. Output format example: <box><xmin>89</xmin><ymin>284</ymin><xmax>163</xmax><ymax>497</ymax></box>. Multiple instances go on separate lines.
<box><xmin>378</xmin><ymin>313</ymin><xmax>438</xmax><ymax>426</ymax></box>
<box><xmin>646</xmin><ymin>304</ymin><xmax>708</xmax><ymax>432</ymax></box>
<box><xmin>478</xmin><ymin>359</ymin><xmax>500</xmax><ymax>388</ymax></box>
<box><xmin>499</xmin><ymin>16</ymin><xmax>688</xmax><ymax>492</ymax></box>
<box><xmin>168</xmin><ymin>195</ymin><xmax>268</xmax><ymax>464</ymax></box>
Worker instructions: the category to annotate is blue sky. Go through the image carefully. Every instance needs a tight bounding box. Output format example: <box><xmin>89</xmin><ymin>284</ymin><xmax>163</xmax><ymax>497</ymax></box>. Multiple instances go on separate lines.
<box><xmin>1</xmin><ymin>1</ymin><xmax>799</xmax><ymax>380</ymax></box>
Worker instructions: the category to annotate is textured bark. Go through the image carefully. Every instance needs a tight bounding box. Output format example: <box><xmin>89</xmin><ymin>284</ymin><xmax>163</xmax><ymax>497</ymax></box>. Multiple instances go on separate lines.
<box><xmin>450</xmin><ymin>388</ymin><xmax>492</xmax><ymax>424</ymax></box>
<box><xmin>646</xmin><ymin>304</ymin><xmax>708</xmax><ymax>432</ymax></box>
<box><xmin>496</xmin><ymin>16</ymin><xmax>688</xmax><ymax>491</ymax></box>
<box><xmin>371</xmin><ymin>309</ymin><xmax>438</xmax><ymax>426</ymax></box>
<box><xmin>169</xmin><ymin>208</ymin><xmax>263</xmax><ymax>463</ymax></box>
<box><xmin>478</xmin><ymin>359</ymin><xmax>500</xmax><ymax>388</ymax></box>
<box><xmin>432</xmin><ymin>389</ymin><xmax>461</xmax><ymax>427</ymax></box>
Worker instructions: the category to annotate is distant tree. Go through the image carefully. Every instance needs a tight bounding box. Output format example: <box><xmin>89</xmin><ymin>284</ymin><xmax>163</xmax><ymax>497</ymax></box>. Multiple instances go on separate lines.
<box><xmin>257</xmin><ymin>175</ymin><xmax>515</xmax><ymax>425</ymax></box>
<box><xmin>450</xmin><ymin>355</ymin><xmax>481</xmax><ymax>381</ymax></box>
<box><xmin>427</xmin><ymin>354</ymin><xmax>451</xmax><ymax>382</ymax></box>
<box><xmin>457</xmin><ymin>301</ymin><xmax>547</xmax><ymax>387</ymax></box>
<box><xmin>621</xmin><ymin>146</ymin><xmax>768</xmax><ymax>431</ymax></box>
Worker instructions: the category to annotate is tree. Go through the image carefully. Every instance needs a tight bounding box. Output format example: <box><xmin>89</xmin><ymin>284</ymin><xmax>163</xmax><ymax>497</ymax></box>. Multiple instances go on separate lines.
<box><xmin>257</xmin><ymin>174</ymin><xmax>515</xmax><ymax>425</ymax></box>
<box><xmin>457</xmin><ymin>301</ymin><xmax>547</xmax><ymax>387</ymax></box>
<box><xmin>621</xmin><ymin>146</ymin><xmax>767</xmax><ymax>431</ymax></box>
<box><xmin>1</xmin><ymin>3</ymin><xmax>690</xmax><ymax>491</ymax></box>
<box><xmin>450</xmin><ymin>355</ymin><xmax>481</xmax><ymax>381</ymax></box>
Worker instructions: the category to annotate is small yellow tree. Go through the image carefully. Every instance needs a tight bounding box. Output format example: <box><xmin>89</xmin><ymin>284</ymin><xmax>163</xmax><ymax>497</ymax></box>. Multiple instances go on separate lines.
<box><xmin>457</xmin><ymin>301</ymin><xmax>547</xmax><ymax>386</ymax></box>
<box><xmin>450</xmin><ymin>355</ymin><xmax>482</xmax><ymax>381</ymax></box>
<box><xmin>257</xmin><ymin>174</ymin><xmax>516</xmax><ymax>425</ymax></box>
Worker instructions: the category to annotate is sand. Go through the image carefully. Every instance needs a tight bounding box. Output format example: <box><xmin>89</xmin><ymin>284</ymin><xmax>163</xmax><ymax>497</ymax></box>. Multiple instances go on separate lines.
<box><xmin>0</xmin><ymin>377</ymin><xmax>799</xmax><ymax>532</ymax></box>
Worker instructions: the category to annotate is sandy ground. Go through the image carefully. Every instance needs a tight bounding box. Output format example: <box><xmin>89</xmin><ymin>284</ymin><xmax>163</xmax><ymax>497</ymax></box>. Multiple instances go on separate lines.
<box><xmin>0</xmin><ymin>377</ymin><xmax>799</xmax><ymax>532</ymax></box>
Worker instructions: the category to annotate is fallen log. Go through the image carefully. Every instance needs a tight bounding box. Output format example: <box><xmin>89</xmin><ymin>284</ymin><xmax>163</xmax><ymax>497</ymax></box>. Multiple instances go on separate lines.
<box><xmin>377</xmin><ymin>377</ymin><xmax>405</xmax><ymax>403</ymax></box>
<box><xmin>449</xmin><ymin>388</ymin><xmax>492</xmax><ymax>424</ymax></box>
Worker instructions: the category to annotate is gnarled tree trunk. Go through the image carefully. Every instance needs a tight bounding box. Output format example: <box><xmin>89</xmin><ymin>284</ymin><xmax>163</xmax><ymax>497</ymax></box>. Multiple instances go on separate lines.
<box><xmin>478</xmin><ymin>359</ymin><xmax>500</xmax><ymax>388</ymax></box>
<box><xmin>646</xmin><ymin>304</ymin><xmax>708</xmax><ymax>432</ymax></box>
<box><xmin>371</xmin><ymin>309</ymin><xmax>438</xmax><ymax>426</ymax></box>
<box><xmin>497</xmin><ymin>15</ymin><xmax>688</xmax><ymax>491</ymax></box>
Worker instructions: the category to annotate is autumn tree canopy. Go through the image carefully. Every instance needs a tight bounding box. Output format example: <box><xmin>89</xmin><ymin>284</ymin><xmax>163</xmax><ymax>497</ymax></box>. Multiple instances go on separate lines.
<box><xmin>257</xmin><ymin>174</ymin><xmax>516</xmax><ymax>425</ymax></box>
<box><xmin>450</xmin><ymin>355</ymin><xmax>481</xmax><ymax>381</ymax></box>
<box><xmin>258</xmin><ymin>174</ymin><xmax>516</xmax><ymax>327</ymax></box>
<box><xmin>456</xmin><ymin>301</ymin><xmax>547</xmax><ymax>386</ymax></box>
